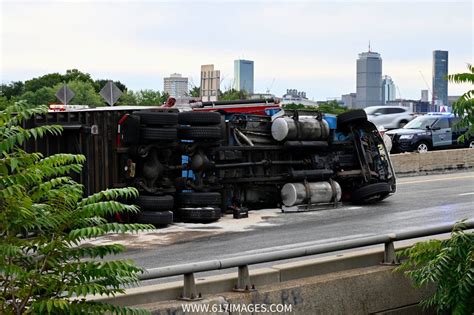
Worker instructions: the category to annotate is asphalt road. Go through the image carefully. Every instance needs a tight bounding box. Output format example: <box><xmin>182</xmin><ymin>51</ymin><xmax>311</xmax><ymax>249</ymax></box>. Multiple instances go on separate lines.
<box><xmin>113</xmin><ymin>171</ymin><xmax>474</xmax><ymax>280</ymax></box>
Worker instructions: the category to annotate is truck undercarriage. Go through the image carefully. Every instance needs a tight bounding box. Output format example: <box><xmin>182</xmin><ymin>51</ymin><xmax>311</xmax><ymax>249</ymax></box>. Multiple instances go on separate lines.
<box><xmin>118</xmin><ymin>108</ymin><xmax>396</xmax><ymax>225</ymax></box>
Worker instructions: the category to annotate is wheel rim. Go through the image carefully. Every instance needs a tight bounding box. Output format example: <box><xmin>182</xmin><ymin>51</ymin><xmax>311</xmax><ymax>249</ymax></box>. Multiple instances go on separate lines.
<box><xmin>469</xmin><ymin>141</ymin><xmax>474</xmax><ymax>148</ymax></box>
<box><xmin>417</xmin><ymin>143</ymin><xmax>428</xmax><ymax>153</ymax></box>
<box><xmin>399</xmin><ymin>122</ymin><xmax>407</xmax><ymax>128</ymax></box>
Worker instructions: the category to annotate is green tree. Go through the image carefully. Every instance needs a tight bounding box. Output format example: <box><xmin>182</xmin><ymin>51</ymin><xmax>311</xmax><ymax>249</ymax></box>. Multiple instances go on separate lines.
<box><xmin>0</xmin><ymin>81</ymin><xmax>24</xmax><ymax>100</ymax></box>
<box><xmin>448</xmin><ymin>63</ymin><xmax>474</xmax><ymax>141</ymax></box>
<box><xmin>117</xmin><ymin>90</ymin><xmax>138</xmax><ymax>105</ymax></box>
<box><xmin>135</xmin><ymin>89</ymin><xmax>163</xmax><ymax>105</ymax></box>
<box><xmin>187</xmin><ymin>86</ymin><xmax>200</xmax><ymax>97</ymax></box>
<box><xmin>24</xmin><ymin>73</ymin><xmax>64</xmax><ymax>93</ymax></box>
<box><xmin>93</xmin><ymin>79</ymin><xmax>127</xmax><ymax>94</ymax></box>
<box><xmin>0</xmin><ymin>96</ymin><xmax>15</xmax><ymax>110</ymax></box>
<box><xmin>317</xmin><ymin>100</ymin><xmax>348</xmax><ymax>115</ymax></box>
<box><xmin>0</xmin><ymin>102</ymin><xmax>151</xmax><ymax>314</ymax></box>
<box><xmin>219</xmin><ymin>89</ymin><xmax>249</xmax><ymax>101</ymax></box>
<box><xmin>397</xmin><ymin>222</ymin><xmax>473</xmax><ymax>314</ymax></box>
<box><xmin>56</xmin><ymin>80</ymin><xmax>103</xmax><ymax>107</ymax></box>
<box><xmin>63</xmin><ymin>69</ymin><xmax>94</xmax><ymax>84</ymax></box>
<box><xmin>160</xmin><ymin>92</ymin><xmax>170</xmax><ymax>104</ymax></box>
<box><xmin>18</xmin><ymin>86</ymin><xmax>56</xmax><ymax>106</ymax></box>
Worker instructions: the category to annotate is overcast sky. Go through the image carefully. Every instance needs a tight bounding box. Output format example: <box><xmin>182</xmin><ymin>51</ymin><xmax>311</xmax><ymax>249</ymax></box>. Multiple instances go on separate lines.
<box><xmin>1</xmin><ymin>0</ymin><xmax>473</xmax><ymax>100</ymax></box>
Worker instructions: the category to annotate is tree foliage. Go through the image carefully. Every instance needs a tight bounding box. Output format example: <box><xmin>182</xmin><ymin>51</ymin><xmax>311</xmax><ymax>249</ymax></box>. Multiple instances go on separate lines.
<box><xmin>93</xmin><ymin>80</ymin><xmax>127</xmax><ymax>94</ymax></box>
<box><xmin>219</xmin><ymin>89</ymin><xmax>249</xmax><ymax>101</ymax></box>
<box><xmin>397</xmin><ymin>221</ymin><xmax>474</xmax><ymax>314</ymax></box>
<box><xmin>187</xmin><ymin>86</ymin><xmax>200</xmax><ymax>98</ymax></box>
<box><xmin>54</xmin><ymin>81</ymin><xmax>103</xmax><ymax>107</ymax></box>
<box><xmin>0</xmin><ymin>102</ymin><xmax>152</xmax><ymax>314</ymax></box>
<box><xmin>283</xmin><ymin>100</ymin><xmax>347</xmax><ymax>115</ymax></box>
<box><xmin>0</xmin><ymin>81</ymin><xmax>24</xmax><ymax>100</ymax></box>
<box><xmin>447</xmin><ymin>63</ymin><xmax>474</xmax><ymax>141</ymax></box>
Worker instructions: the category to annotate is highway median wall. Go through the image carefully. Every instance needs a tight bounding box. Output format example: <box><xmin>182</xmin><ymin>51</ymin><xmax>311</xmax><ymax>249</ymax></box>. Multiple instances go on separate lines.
<box><xmin>391</xmin><ymin>148</ymin><xmax>474</xmax><ymax>177</ymax></box>
<box><xmin>93</xmin><ymin>246</ymin><xmax>437</xmax><ymax>314</ymax></box>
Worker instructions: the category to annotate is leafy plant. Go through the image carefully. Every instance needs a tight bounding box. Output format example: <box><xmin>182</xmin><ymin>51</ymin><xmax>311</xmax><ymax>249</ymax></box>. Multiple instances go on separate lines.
<box><xmin>0</xmin><ymin>101</ymin><xmax>152</xmax><ymax>314</ymax></box>
<box><xmin>447</xmin><ymin>63</ymin><xmax>474</xmax><ymax>142</ymax></box>
<box><xmin>396</xmin><ymin>221</ymin><xmax>474</xmax><ymax>314</ymax></box>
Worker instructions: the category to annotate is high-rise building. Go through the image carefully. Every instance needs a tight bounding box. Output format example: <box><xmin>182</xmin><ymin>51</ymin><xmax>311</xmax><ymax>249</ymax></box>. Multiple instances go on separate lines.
<box><xmin>163</xmin><ymin>73</ymin><xmax>188</xmax><ymax>98</ymax></box>
<box><xmin>356</xmin><ymin>50</ymin><xmax>382</xmax><ymax>108</ymax></box>
<box><xmin>200</xmin><ymin>64</ymin><xmax>220</xmax><ymax>101</ymax></box>
<box><xmin>342</xmin><ymin>93</ymin><xmax>357</xmax><ymax>109</ymax></box>
<box><xmin>381</xmin><ymin>75</ymin><xmax>396</xmax><ymax>104</ymax></box>
<box><xmin>421</xmin><ymin>90</ymin><xmax>429</xmax><ymax>102</ymax></box>
<box><xmin>234</xmin><ymin>59</ymin><xmax>254</xmax><ymax>94</ymax></box>
<box><xmin>432</xmin><ymin>50</ymin><xmax>448</xmax><ymax>107</ymax></box>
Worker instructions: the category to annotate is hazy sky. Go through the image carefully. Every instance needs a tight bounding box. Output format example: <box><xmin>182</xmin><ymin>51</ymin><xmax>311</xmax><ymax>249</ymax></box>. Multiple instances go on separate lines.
<box><xmin>1</xmin><ymin>0</ymin><xmax>473</xmax><ymax>100</ymax></box>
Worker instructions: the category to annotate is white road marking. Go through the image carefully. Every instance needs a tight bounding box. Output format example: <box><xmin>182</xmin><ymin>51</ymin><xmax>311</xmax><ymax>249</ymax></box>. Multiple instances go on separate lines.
<box><xmin>458</xmin><ymin>192</ymin><xmax>474</xmax><ymax>196</ymax></box>
<box><xmin>399</xmin><ymin>175</ymin><xmax>474</xmax><ymax>185</ymax></box>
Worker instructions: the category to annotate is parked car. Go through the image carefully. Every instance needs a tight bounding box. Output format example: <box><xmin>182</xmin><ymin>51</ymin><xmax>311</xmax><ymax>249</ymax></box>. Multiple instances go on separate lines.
<box><xmin>364</xmin><ymin>106</ymin><xmax>414</xmax><ymax>129</ymax></box>
<box><xmin>386</xmin><ymin>113</ymin><xmax>474</xmax><ymax>153</ymax></box>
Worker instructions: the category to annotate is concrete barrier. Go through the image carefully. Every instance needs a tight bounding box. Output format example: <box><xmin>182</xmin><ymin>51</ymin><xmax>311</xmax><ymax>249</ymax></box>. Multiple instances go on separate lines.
<box><xmin>134</xmin><ymin>265</ymin><xmax>435</xmax><ymax>315</ymax></box>
<box><xmin>93</xmin><ymin>243</ymin><xmax>439</xmax><ymax>314</ymax></box>
<box><xmin>391</xmin><ymin>148</ymin><xmax>474</xmax><ymax>176</ymax></box>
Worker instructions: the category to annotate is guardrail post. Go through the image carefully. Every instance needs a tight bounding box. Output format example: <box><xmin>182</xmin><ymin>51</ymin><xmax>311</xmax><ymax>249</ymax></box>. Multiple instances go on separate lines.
<box><xmin>178</xmin><ymin>273</ymin><xmax>202</xmax><ymax>301</ymax></box>
<box><xmin>233</xmin><ymin>265</ymin><xmax>256</xmax><ymax>292</ymax></box>
<box><xmin>382</xmin><ymin>236</ymin><xmax>400</xmax><ymax>265</ymax></box>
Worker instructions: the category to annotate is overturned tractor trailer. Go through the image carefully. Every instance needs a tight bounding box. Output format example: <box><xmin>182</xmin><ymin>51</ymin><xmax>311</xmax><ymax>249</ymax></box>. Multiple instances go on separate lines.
<box><xmin>25</xmin><ymin>101</ymin><xmax>396</xmax><ymax>226</ymax></box>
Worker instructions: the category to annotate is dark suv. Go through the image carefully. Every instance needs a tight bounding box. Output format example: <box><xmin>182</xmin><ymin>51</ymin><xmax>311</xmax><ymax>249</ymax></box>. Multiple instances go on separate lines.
<box><xmin>386</xmin><ymin>114</ymin><xmax>474</xmax><ymax>153</ymax></box>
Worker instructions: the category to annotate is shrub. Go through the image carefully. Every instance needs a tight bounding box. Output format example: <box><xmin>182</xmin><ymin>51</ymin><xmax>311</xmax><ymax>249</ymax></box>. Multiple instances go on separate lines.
<box><xmin>397</xmin><ymin>221</ymin><xmax>474</xmax><ymax>314</ymax></box>
<box><xmin>0</xmin><ymin>102</ymin><xmax>152</xmax><ymax>314</ymax></box>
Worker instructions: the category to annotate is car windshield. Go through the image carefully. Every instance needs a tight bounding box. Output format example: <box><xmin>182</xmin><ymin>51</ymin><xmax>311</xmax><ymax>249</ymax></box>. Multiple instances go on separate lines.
<box><xmin>403</xmin><ymin>116</ymin><xmax>437</xmax><ymax>129</ymax></box>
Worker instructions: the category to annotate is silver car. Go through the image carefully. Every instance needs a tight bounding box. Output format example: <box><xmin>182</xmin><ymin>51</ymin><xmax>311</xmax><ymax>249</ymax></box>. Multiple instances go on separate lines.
<box><xmin>364</xmin><ymin>106</ymin><xmax>415</xmax><ymax>129</ymax></box>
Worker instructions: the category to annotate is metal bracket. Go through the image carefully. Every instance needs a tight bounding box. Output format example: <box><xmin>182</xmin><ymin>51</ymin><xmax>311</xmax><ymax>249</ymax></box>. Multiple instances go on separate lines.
<box><xmin>381</xmin><ymin>237</ymin><xmax>400</xmax><ymax>265</ymax></box>
<box><xmin>233</xmin><ymin>265</ymin><xmax>256</xmax><ymax>292</ymax></box>
<box><xmin>177</xmin><ymin>273</ymin><xmax>203</xmax><ymax>301</ymax></box>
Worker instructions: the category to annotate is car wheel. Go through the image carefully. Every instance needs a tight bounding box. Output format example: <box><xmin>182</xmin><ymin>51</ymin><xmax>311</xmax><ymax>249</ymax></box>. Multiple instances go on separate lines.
<box><xmin>178</xmin><ymin>126</ymin><xmax>223</xmax><ymax>140</ymax></box>
<box><xmin>134</xmin><ymin>111</ymin><xmax>178</xmax><ymax>126</ymax></box>
<box><xmin>177</xmin><ymin>207</ymin><xmax>221</xmax><ymax>223</ymax></box>
<box><xmin>399</xmin><ymin>120</ymin><xmax>408</xmax><ymax>128</ymax></box>
<box><xmin>135</xmin><ymin>195</ymin><xmax>174</xmax><ymax>211</ymax></box>
<box><xmin>136</xmin><ymin>210</ymin><xmax>173</xmax><ymax>226</ymax></box>
<box><xmin>178</xmin><ymin>111</ymin><xmax>222</xmax><ymax>125</ymax></box>
<box><xmin>141</xmin><ymin>127</ymin><xmax>177</xmax><ymax>141</ymax></box>
<box><xmin>177</xmin><ymin>192</ymin><xmax>222</xmax><ymax>206</ymax></box>
<box><xmin>416</xmin><ymin>141</ymin><xmax>429</xmax><ymax>153</ymax></box>
<box><xmin>351</xmin><ymin>183</ymin><xmax>392</xmax><ymax>204</ymax></box>
<box><xmin>337</xmin><ymin>109</ymin><xmax>368</xmax><ymax>127</ymax></box>
<box><xmin>467</xmin><ymin>140</ymin><xmax>474</xmax><ymax>148</ymax></box>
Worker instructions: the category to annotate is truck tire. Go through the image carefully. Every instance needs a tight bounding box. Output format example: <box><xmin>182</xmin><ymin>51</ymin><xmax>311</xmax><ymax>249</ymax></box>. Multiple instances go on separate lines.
<box><xmin>141</xmin><ymin>127</ymin><xmax>177</xmax><ymax>141</ymax></box>
<box><xmin>177</xmin><ymin>207</ymin><xmax>221</xmax><ymax>223</ymax></box>
<box><xmin>178</xmin><ymin>126</ymin><xmax>222</xmax><ymax>140</ymax></box>
<box><xmin>337</xmin><ymin>110</ymin><xmax>367</xmax><ymax>127</ymax></box>
<box><xmin>177</xmin><ymin>192</ymin><xmax>222</xmax><ymax>206</ymax></box>
<box><xmin>135</xmin><ymin>195</ymin><xmax>174</xmax><ymax>211</ymax></box>
<box><xmin>178</xmin><ymin>112</ymin><xmax>222</xmax><ymax>125</ymax></box>
<box><xmin>136</xmin><ymin>210</ymin><xmax>173</xmax><ymax>226</ymax></box>
<box><xmin>351</xmin><ymin>183</ymin><xmax>391</xmax><ymax>204</ymax></box>
<box><xmin>134</xmin><ymin>111</ymin><xmax>178</xmax><ymax>126</ymax></box>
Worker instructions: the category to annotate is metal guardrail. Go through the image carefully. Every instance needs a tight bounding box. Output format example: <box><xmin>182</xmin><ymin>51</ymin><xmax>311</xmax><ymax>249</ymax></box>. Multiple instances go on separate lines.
<box><xmin>139</xmin><ymin>220</ymin><xmax>474</xmax><ymax>300</ymax></box>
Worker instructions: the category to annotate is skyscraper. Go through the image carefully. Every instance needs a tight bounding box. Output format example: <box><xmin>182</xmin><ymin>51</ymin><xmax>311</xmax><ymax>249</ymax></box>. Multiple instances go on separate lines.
<box><xmin>200</xmin><ymin>64</ymin><xmax>220</xmax><ymax>101</ymax></box>
<box><xmin>356</xmin><ymin>50</ymin><xmax>382</xmax><ymax>108</ymax></box>
<box><xmin>163</xmin><ymin>73</ymin><xmax>188</xmax><ymax>98</ymax></box>
<box><xmin>432</xmin><ymin>50</ymin><xmax>448</xmax><ymax>107</ymax></box>
<box><xmin>381</xmin><ymin>75</ymin><xmax>396</xmax><ymax>104</ymax></box>
<box><xmin>234</xmin><ymin>59</ymin><xmax>254</xmax><ymax>94</ymax></box>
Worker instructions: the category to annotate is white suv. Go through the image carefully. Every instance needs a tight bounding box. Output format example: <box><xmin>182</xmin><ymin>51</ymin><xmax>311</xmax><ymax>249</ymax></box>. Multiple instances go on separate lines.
<box><xmin>364</xmin><ymin>106</ymin><xmax>414</xmax><ymax>129</ymax></box>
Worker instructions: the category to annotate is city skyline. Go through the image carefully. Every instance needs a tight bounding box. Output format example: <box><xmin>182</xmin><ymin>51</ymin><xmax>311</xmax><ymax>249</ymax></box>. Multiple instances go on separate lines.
<box><xmin>1</xmin><ymin>0</ymin><xmax>472</xmax><ymax>100</ymax></box>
